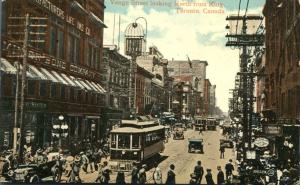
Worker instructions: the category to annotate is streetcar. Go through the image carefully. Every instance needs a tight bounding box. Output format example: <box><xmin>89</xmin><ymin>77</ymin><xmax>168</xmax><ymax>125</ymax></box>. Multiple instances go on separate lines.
<box><xmin>194</xmin><ymin>117</ymin><xmax>206</xmax><ymax>131</ymax></box>
<box><xmin>109</xmin><ymin>116</ymin><xmax>165</xmax><ymax>171</ymax></box>
<box><xmin>206</xmin><ymin>117</ymin><xmax>217</xmax><ymax>130</ymax></box>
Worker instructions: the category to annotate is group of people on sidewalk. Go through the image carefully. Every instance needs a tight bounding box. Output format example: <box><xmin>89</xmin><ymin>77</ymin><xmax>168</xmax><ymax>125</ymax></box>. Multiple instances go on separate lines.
<box><xmin>191</xmin><ymin>159</ymin><xmax>235</xmax><ymax>185</ymax></box>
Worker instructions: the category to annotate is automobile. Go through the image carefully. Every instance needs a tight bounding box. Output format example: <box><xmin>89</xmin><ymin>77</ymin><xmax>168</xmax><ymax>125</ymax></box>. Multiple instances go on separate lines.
<box><xmin>4</xmin><ymin>158</ymin><xmax>62</xmax><ymax>183</ymax></box>
<box><xmin>220</xmin><ymin>139</ymin><xmax>234</xmax><ymax>148</ymax></box>
<box><xmin>173</xmin><ymin>127</ymin><xmax>184</xmax><ymax>140</ymax></box>
<box><xmin>188</xmin><ymin>138</ymin><xmax>204</xmax><ymax>153</ymax></box>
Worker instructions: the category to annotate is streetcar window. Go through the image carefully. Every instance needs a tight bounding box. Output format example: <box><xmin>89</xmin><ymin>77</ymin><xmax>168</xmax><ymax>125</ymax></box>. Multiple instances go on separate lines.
<box><xmin>132</xmin><ymin>134</ymin><xmax>140</xmax><ymax>149</ymax></box>
<box><xmin>118</xmin><ymin>134</ymin><xmax>130</xmax><ymax>149</ymax></box>
<box><xmin>111</xmin><ymin>134</ymin><xmax>116</xmax><ymax>148</ymax></box>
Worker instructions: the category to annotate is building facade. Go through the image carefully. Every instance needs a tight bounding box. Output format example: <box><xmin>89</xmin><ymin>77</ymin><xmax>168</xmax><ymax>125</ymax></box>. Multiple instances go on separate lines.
<box><xmin>203</xmin><ymin>79</ymin><xmax>211</xmax><ymax>116</ymax></box>
<box><xmin>262</xmin><ymin>0</ymin><xmax>300</xmax><ymax>165</ymax></box>
<box><xmin>102</xmin><ymin>45</ymin><xmax>130</xmax><ymax>128</ymax></box>
<box><xmin>135</xmin><ymin>65</ymin><xmax>154</xmax><ymax>115</ymax></box>
<box><xmin>0</xmin><ymin>0</ymin><xmax>106</xmax><ymax>150</ymax></box>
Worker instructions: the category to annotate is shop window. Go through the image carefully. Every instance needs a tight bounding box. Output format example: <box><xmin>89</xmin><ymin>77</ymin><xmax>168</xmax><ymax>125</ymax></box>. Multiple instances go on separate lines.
<box><xmin>27</xmin><ymin>80</ymin><xmax>36</xmax><ymax>96</ymax></box>
<box><xmin>70</xmin><ymin>88</ymin><xmax>75</xmax><ymax>102</ymax></box>
<box><xmin>50</xmin><ymin>84</ymin><xmax>56</xmax><ymax>98</ymax></box>
<box><xmin>39</xmin><ymin>81</ymin><xmax>47</xmax><ymax>97</ymax></box>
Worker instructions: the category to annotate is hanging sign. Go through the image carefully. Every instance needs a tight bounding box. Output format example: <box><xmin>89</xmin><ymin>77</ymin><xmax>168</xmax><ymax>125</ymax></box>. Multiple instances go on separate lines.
<box><xmin>253</xmin><ymin>137</ymin><xmax>269</xmax><ymax>148</ymax></box>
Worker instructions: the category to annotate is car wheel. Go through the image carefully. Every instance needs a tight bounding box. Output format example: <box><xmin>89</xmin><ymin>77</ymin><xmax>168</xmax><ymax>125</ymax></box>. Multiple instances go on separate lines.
<box><xmin>53</xmin><ymin>168</ymin><xmax>61</xmax><ymax>182</ymax></box>
<box><xmin>29</xmin><ymin>175</ymin><xmax>40</xmax><ymax>183</ymax></box>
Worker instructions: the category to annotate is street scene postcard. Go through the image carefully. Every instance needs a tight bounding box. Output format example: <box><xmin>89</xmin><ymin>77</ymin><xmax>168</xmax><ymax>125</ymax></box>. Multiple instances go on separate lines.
<box><xmin>0</xmin><ymin>0</ymin><xmax>300</xmax><ymax>184</ymax></box>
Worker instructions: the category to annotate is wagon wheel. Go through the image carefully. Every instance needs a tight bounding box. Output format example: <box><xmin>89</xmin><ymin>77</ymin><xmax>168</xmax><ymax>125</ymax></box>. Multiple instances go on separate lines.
<box><xmin>53</xmin><ymin>168</ymin><xmax>61</xmax><ymax>182</ymax></box>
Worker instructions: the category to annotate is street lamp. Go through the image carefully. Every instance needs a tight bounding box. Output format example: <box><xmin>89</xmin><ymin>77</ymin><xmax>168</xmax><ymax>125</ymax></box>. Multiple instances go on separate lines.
<box><xmin>52</xmin><ymin>115</ymin><xmax>68</xmax><ymax>148</ymax></box>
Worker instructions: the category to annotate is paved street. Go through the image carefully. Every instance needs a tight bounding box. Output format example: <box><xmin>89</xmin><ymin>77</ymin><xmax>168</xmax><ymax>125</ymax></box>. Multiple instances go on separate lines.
<box><xmin>80</xmin><ymin>126</ymin><xmax>237</xmax><ymax>184</ymax></box>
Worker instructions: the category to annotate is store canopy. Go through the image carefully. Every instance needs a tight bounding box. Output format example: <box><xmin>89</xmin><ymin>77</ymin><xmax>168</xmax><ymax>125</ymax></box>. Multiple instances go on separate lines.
<box><xmin>84</xmin><ymin>80</ymin><xmax>100</xmax><ymax>93</ymax></box>
<box><xmin>69</xmin><ymin>76</ymin><xmax>85</xmax><ymax>90</ymax></box>
<box><xmin>28</xmin><ymin>65</ymin><xmax>48</xmax><ymax>80</ymax></box>
<box><xmin>78</xmin><ymin>79</ymin><xmax>93</xmax><ymax>91</ymax></box>
<box><xmin>51</xmin><ymin>70</ymin><xmax>69</xmax><ymax>85</ymax></box>
<box><xmin>40</xmin><ymin>68</ymin><xmax>59</xmax><ymax>83</ymax></box>
<box><xmin>0</xmin><ymin>58</ymin><xmax>17</xmax><ymax>74</ymax></box>
<box><xmin>19</xmin><ymin>64</ymin><xmax>36</xmax><ymax>79</ymax></box>
<box><xmin>60</xmin><ymin>73</ymin><xmax>77</xmax><ymax>87</ymax></box>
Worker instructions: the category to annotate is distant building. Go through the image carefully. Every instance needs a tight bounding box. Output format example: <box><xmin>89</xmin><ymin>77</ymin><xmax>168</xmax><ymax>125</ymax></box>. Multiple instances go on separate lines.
<box><xmin>204</xmin><ymin>79</ymin><xmax>211</xmax><ymax>116</ymax></box>
<box><xmin>103</xmin><ymin>45</ymin><xmax>130</xmax><ymax>127</ymax></box>
<box><xmin>209</xmin><ymin>85</ymin><xmax>216</xmax><ymax>116</ymax></box>
<box><xmin>168</xmin><ymin>60</ymin><xmax>208</xmax><ymax>116</ymax></box>
<box><xmin>136</xmin><ymin>46</ymin><xmax>169</xmax><ymax>115</ymax></box>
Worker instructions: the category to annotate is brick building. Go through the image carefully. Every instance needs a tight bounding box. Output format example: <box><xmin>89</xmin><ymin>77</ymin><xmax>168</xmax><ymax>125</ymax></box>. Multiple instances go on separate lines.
<box><xmin>263</xmin><ymin>0</ymin><xmax>300</xmax><ymax>119</ymax></box>
<box><xmin>203</xmin><ymin>79</ymin><xmax>211</xmax><ymax>116</ymax></box>
<box><xmin>102</xmin><ymin>45</ymin><xmax>130</xmax><ymax>128</ymax></box>
<box><xmin>262</xmin><ymin>0</ymin><xmax>300</xmax><ymax>164</ymax></box>
<box><xmin>0</xmin><ymin>0</ymin><xmax>106</xmax><ymax>150</ymax></box>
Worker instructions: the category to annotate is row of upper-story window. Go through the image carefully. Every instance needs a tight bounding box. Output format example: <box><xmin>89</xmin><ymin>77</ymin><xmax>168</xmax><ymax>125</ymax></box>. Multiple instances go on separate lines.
<box><xmin>109</xmin><ymin>68</ymin><xmax>130</xmax><ymax>87</ymax></box>
<box><xmin>2</xmin><ymin>77</ymin><xmax>105</xmax><ymax>105</ymax></box>
<box><xmin>5</xmin><ymin>13</ymin><xmax>102</xmax><ymax>70</ymax></box>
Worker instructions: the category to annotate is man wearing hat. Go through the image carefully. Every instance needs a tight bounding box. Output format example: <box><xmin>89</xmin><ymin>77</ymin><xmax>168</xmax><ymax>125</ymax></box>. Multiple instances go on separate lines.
<box><xmin>193</xmin><ymin>161</ymin><xmax>204</xmax><ymax>184</ymax></box>
<box><xmin>166</xmin><ymin>164</ymin><xmax>176</xmax><ymax>184</ymax></box>
<box><xmin>225</xmin><ymin>159</ymin><xmax>234</xmax><ymax>180</ymax></box>
<box><xmin>80</xmin><ymin>151</ymin><xmax>89</xmax><ymax>174</ymax></box>
<box><xmin>205</xmin><ymin>169</ymin><xmax>215</xmax><ymax>185</ymax></box>
<box><xmin>69</xmin><ymin>155</ymin><xmax>81</xmax><ymax>183</ymax></box>
<box><xmin>217</xmin><ymin>166</ymin><xmax>224</xmax><ymax>185</ymax></box>
<box><xmin>138</xmin><ymin>164</ymin><xmax>147</xmax><ymax>184</ymax></box>
<box><xmin>131</xmin><ymin>162</ymin><xmax>139</xmax><ymax>184</ymax></box>
<box><xmin>101</xmin><ymin>161</ymin><xmax>111</xmax><ymax>183</ymax></box>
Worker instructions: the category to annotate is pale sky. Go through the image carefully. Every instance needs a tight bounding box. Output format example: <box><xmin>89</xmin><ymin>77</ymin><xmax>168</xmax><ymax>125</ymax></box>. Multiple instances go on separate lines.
<box><xmin>103</xmin><ymin>0</ymin><xmax>265</xmax><ymax>112</ymax></box>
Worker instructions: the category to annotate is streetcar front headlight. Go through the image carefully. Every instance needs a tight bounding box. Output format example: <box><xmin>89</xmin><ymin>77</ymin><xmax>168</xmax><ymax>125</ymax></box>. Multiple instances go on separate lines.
<box><xmin>8</xmin><ymin>170</ymin><xmax>14</xmax><ymax>177</ymax></box>
<box><xmin>122</xmin><ymin>151</ymin><xmax>125</xmax><ymax>154</ymax></box>
<box><xmin>133</xmin><ymin>152</ymin><xmax>137</xmax><ymax>155</ymax></box>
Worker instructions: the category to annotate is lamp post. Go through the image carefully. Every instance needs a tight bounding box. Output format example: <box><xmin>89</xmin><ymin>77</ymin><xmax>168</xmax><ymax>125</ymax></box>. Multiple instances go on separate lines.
<box><xmin>52</xmin><ymin>115</ymin><xmax>68</xmax><ymax>148</ymax></box>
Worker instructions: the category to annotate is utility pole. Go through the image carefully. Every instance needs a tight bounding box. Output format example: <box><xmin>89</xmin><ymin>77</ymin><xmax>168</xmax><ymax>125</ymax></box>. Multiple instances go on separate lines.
<box><xmin>13</xmin><ymin>62</ymin><xmax>20</xmax><ymax>154</ymax></box>
<box><xmin>225</xmin><ymin>15</ymin><xmax>264</xmax><ymax>159</ymax></box>
<box><xmin>18</xmin><ymin>13</ymin><xmax>30</xmax><ymax>157</ymax></box>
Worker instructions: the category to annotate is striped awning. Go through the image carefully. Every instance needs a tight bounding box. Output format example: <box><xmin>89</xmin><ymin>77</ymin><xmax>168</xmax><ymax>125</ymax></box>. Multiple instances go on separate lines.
<box><xmin>61</xmin><ymin>73</ymin><xmax>77</xmax><ymax>87</ymax></box>
<box><xmin>50</xmin><ymin>70</ymin><xmax>69</xmax><ymax>85</ymax></box>
<box><xmin>40</xmin><ymin>68</ymin><xmax>60</xmax><ymax>83</ymax></box>
<box><xmin>28</xmin><ymin>65</ymin><xmax>48</xmax><ymax>80</ymax></box>
<box><xmin>0</xmin><ymin>58</ymin><xmax>17</xmax><ymax>74</ymax></box>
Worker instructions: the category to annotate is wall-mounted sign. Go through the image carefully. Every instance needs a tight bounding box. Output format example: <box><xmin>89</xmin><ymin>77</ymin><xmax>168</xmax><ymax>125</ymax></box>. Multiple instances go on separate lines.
<box><xmin>253</xmin><ymin>137</ymin><xmax>269</xmax><ymax>148</ymax></box>
<box><xmin>263</xmin><ymin>124</ymin><xmax>282</xmax><ymax>136</ymax></box>
<box><xmin>31</xmin><ymin>0</ymin><xmax>91</xmax><ymax>36</ymax></box>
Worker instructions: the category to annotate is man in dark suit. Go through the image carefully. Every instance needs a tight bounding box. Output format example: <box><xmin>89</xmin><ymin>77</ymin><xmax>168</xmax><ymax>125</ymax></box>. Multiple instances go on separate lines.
<box><xmin>217</xmin><ymin>166</ymin><xmax>225</xmax><ymax>185</ymax></box>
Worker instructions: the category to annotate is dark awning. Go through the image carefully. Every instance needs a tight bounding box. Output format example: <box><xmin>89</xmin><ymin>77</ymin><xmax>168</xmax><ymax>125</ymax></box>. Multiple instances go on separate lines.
<box><xmin>89</xmin><ymin>12</ymin><xmax>107</xmax><ymax>28</ymax></box>
<box><xmin>71</xmin><ymin>1</ymin><xmax>89</xmax><ymax>15</ymax></box>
